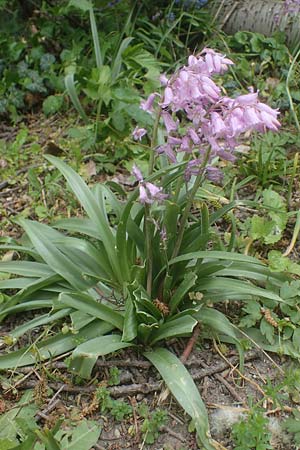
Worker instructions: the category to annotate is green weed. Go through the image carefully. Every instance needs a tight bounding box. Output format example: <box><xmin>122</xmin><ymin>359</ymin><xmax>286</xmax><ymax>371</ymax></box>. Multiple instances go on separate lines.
<box><xmin>231</xmin><ymin>408</ymin><xmax>272</xmax><ymax>450</ymax></box>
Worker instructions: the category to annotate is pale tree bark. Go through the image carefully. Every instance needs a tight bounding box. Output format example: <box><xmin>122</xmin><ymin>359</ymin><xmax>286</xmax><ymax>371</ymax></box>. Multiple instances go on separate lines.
<box><xmin>208</xmin><ymin>0</ymin><xmax>300</xmax><ymax>50</ymax></box>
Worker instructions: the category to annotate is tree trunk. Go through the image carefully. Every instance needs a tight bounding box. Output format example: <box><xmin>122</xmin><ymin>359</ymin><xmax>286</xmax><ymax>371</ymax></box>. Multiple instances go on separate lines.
<box><xmin>209</xmin><ymin>0</ymin><xmax>300</xmax><ymax>50</ymax></box>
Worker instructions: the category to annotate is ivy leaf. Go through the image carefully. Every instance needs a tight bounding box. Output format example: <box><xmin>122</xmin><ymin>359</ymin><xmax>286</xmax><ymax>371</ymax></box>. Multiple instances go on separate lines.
<box><xmin>0</xmin><ymin>391</ymin><xmax>37</xmax><ymax>443</ymax></box>
<box><xmin>263</xmin><ymin>189</ymin><xmax>287</xmax><ymax>232</ymax></box>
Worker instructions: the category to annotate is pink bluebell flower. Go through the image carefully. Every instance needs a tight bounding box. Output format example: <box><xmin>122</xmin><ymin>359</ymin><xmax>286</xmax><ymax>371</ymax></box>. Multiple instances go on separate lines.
<box><xmin>132</xmin><ymin>165</ymin><xmax>168</xmax><ymax>204</ymax></box>
<box><xmin>132</xmin><ymin>126</ymin><xmax>147</xmax><ymax>141</ymax></box>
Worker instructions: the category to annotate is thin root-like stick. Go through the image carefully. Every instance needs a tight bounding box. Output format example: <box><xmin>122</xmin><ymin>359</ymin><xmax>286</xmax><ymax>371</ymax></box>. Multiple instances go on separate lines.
<box><xmin>180</xmin><ymin>323</ymin><xmax>201</xmax><ymax>363</ymax></box>
<box><xmin>213</xmin><ymin>340</ymin><xmax>266</xmax><ymax>397</ymax></box>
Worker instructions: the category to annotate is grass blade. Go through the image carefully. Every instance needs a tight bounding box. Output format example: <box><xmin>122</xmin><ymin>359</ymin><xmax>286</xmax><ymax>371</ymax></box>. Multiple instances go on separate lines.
<box><xmin>65</xmin><ymin>73</ymin><xmax>89</xmax><ymax>123</ymax></box>
<box><xmin>89</xmin><ymin>7</ymin><xmax>102</xmax><ymax>68</ymax></box>
<box><xmin>111</xmin><ymin>37</ymin><xmax>134</xmax><ymax>81</ymax></box>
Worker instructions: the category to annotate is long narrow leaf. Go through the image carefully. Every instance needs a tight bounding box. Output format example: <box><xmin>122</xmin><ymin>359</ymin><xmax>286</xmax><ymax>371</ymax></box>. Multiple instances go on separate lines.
<box><xmin>170</xmin><ymin>251</ymin><xmax>266</xmax><ymax>267</ymax></box>
<box><xmin>149</xmin><ymin>315</ymin><xmax>197</xmax><ymax>345</ymax></box>
<box><xmin>70</xmin><ymin>335</ymin><xmax>133</xmax><ymax>378</ymax></box>
<box><xmin>144</xmin><ymin>348</ymin><xmax>215</xmax><ymax>450</ymax></box>
<box><xmin>89</xmin><ymin>7</ymin><xmax>102</xmax><ymax>68</ymax></box>
<box><xmin>197</xmin><ymin>277</ymin><xmax>285</xmax><ymax>303</ymax></box>
<box><xmin>0</xmin><ymin>261</ymin><xmax>54</xmax><ymax>277</ymax></box>
<box><xmin>122</xmin><ymin>296</ymin><xmax>137</xmax><ymax>342</ymax></box>
<box><xmin>169</xmin><ymin>272</ymin><xmax>197</xmax><ymax>313</ymax></box>
<box><xmin>59</xmin><ymin>292</ymin><xmax>124</xmax><ymax>330</ymax></box>
<box><xmin>111</xmin><ymin>37</ymin><xmax>134</xmax><ymax>81</ymax></box>
<box><xmin>195</xmin><ymin>307</ymin><xmax>244</xmax><ymax>372</ymax></box>
<box><xmin>10</xmin><ymin>309</ymin><xmax>71</xmax><ymax>340</ymax></box>
<box><xmin>0</xmin><ymin>300</ymin><xmax>54</xmax><ymax>316</ymax></box>
<box><xmin>65</xmin><ymin>73</ymin><xmax>89</xmax><ymax>123</ymax></box>
<box><xmin>45</xmin><ymin>155</ymin><xmax>122</xmax><ymax>285</ymax></box>
<box><xmin>0</xmin><ymin>320</ymin><xmax>113</xmax><ymax>369</ymax></box>
<box><xmin>18</xmin><ymin>219</ymin><xmax>93</xmax><ymax>291</ymax></box>
<box><xmin>0</xmin><ymin>244</ymin><xmax>39</xmax><ymax>259</ymax></box>
<box><xmin>53</xmin><ymin>217</ymin><xmax>101</xmax><ymax>239</ymax></box>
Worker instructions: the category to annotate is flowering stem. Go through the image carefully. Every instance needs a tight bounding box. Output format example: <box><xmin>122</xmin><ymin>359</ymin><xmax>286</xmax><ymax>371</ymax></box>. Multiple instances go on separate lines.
<box><xmin>145</xmin><ymin>205</ymin><xmax>153</xmax><ymax>296</ymax></box>
<box><xmin>148</xmin><ymin>107</ymin><xmax>162</xmax><ymax>176</ymax></box>
<box><xmin>173</xmin><ymin>154</ymin><xmax>190</xmax><ymax>203</ymax></box>
<box><xmin>145</xmin><ymin>107</ymin><xmax>162</xmax><ymax>296</ymax></box>
<box><xmin>171</xmin><ymin>148</ymin><xmax>211</xmax><ymax>259</ymax></box>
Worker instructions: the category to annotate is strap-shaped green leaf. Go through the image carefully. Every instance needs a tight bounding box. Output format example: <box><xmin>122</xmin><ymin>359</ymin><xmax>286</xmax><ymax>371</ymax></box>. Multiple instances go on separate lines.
<box><xmin>59</xmin><ymin>292</ymin><xmax>124</xmax><ymax>330</ymax></box>
<box><xmin>89</xmin><ymin>7</ymin><xmax>103</xmax><ymax>68</ymax></box>
<box><xmin>170</xmin><ymin>250</ymin><xmax>265</xmax><ymax>266</ymax></box>
<box><xmin>10</xmin><ymin>309</ymin><xmax>71</xmax><ymax>340</ymax></box>
<box><xmin>195</xmin><ymin>306</ymin><xmax>244</xmax><ymax>372</ymax></box>
<box><xmin>45</xmin><ymin>155</ymin><xmax>123</xmax><ymax>285</ymax></box>
<box><xmin>0</xmin><ymin>300</ymin><xmax>54</xmax><ymax>316</ymax></box>
<box><xmin>0</xmin><ymin>244</ymin><xmax>39</xmax><ymax>259</ymax></box>
<box><xmin>111</xmin><ymin>37</ymin><xmax>134</xmax><ymax>81</ymax></box>
<box><xmin>122</xmin><ymin>296</ymin><xmax>137</xmax><ymax>342</ymax></box>
<box><xmin>54</xmin><ymin>217</ymin><xmax>102</xmax><ymax>239</ymax></box>
<box><xmin>169</xmin><ymin>272</ymin><xmax>198</xmax><ymax>313</ymax></box>
<box><xmin>149</xmin><ymin>315</ymin><xmax>197</xmax><ymax>345</ymax></box>
<box><xmin>65</xmin><ymin>73</ymin><xmax>89</xmax><ymax>123</ymax></box>
<box><xmin>0</xmin><ymin>320</ymin><xmax>113</xmax><ymax>369</ymax></box>
<box><xmin>197</xmin><ymin>277</ymin><xmax>285</xmax><ymax>303</ymax></box>
<box><xmin>70</xmin><ymin>335</ymin><xmax>133</xmax><ymax>378</ymax></box>
<box><xmin>144</xmin><ymin>348</ymin><xmax>215</xmax><ymax>450</ymax></box>
<box><xmin>18</xmin><ymin>219</ymin><xmax>93</xmax><ymax>291</ymax></box>
<box><xmin>0</xmin><ymin>261</ymin><xmax>54</xmax><ymax>277</ymax></box>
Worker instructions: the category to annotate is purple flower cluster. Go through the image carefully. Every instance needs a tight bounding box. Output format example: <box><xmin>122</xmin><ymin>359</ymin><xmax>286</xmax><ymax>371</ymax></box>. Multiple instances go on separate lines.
<box><xmin>132</xmin><ymin>48</ymin><xmax>280</xmax><ymax>203</ymax></box>
<box><xmin>139</xmin><ymin>48</ymin><xmax>280</xmax><ymax>184</ymax></box>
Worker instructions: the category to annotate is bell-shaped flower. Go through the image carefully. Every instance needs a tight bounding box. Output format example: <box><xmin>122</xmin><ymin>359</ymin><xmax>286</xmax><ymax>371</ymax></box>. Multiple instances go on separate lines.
<box><xmin>161</xmin><ymin>87</ymin><xmax>173</xmax><ymax>107</ymax></box>
<box><xmin>140</xmin><ymin>93</ymin><xmax>157</xmax><ymax>113</ymax></box>
<box><xmin>139</xmin><ymin>182</ymin><xmax>168</xmax><ymax>204</ymax></box>
<box><xmin>210</xmin><ymin>112</ymin><xmax>227</xmax><ymax>137</ymax></box>
<box><xmin>156</xmin><ymin>144</ymin><xmax>177</xmax><ymax>163</ymax></box>
<box><xmin>160</xmin><ymin>74</ymin><xmax>169</xmax><ymax>86</ymax></box>
<box><xmin>132</xmin><ymin>164</ymin><xmax>144</xmax><ymax>182</ymax></box>
<box><xmin>202</xmin><ymin>48</ymin><xmax>234</xmax><ymax>74</ymax></box>
<box><xmin>162</xmin><ymin>111</ymin><xmax>179</xmax><ymax>133</ymax></box>
<box><xmin>188</xmin><ymin>127</ymin><xmax>201</xmax><ymax>144</ymax></box>
<box><xmin>206</xmin><ymin>166</ymin><xmax>223</xmax><ymax>183</ymax></box>
<box><xmin>132</xmin><ymin>126</ymin><xmax>147</xmax><ymax>141</ymax></box>
<box><xmin>132</xmin><ymin>164</ymin><xmax>168</xmax><ymax>204</ymax></box>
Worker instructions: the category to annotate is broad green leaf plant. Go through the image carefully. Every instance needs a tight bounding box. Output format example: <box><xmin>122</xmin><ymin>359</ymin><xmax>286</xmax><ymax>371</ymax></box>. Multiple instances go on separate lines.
<box><xmin>0</xmin><ymin>49</ymin><xmax>291</xmax><ymax>449</ymax></box>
